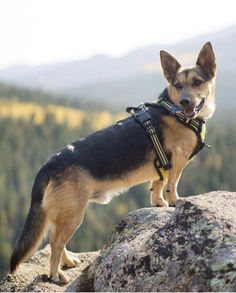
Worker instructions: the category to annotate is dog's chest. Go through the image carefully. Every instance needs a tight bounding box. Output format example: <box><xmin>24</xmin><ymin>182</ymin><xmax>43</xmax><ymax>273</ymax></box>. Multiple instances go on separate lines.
<box><xmin>161</xmin><ymin>116</ymin><xmax>197</xmax><ymax>156</ymax></box>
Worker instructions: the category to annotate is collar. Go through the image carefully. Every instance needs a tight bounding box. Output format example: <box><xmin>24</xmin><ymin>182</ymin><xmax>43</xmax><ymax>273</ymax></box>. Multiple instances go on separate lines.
<box><xmin>143</xmin><ymin>88</ymin><xmax>206</xmax><ymax>138</ymax></box>
<box><xmin>156</xmin><ymin>98</ymin><xmax>205</xmax><ymax>135</ymax></box>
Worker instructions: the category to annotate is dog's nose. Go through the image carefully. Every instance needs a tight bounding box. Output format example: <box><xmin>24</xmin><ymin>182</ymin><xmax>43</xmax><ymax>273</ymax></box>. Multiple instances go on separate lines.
<box><xmin>180</xmin><ymin>98</ymin><xmax>191</xmax><ymax>107</ymax></box>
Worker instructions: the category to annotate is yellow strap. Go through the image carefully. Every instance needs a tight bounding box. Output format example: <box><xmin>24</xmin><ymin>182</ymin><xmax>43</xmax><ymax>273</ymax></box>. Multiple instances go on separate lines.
<box><xmin>159</xmin><ymin>167</ymin><xmax>169</xmax><ymax>180</ymax></box>
<box><xmin>201</xmin><ymin>123</ymin><xmax>206</xmax><ymax>141</ymax></box>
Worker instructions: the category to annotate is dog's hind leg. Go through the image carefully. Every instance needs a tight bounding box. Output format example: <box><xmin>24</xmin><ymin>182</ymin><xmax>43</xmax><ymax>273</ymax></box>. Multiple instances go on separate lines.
<box><xmin>49</xmin><ymin>226</ymin><xmax>69</xmax><ymax>284</ymax></box>
<box><xmin>43</xmin><ymin>176</ymin><xmax>91</xmax><ymax>284</ymax></box>
<box><xmin>150</xmin><ymin>179</ymin><xmax>168</xmax><ymax>207</ymax></box>
<box><xmin>49</xmin><ymin>201</ymin><xmax>88</xmax><ymax>284</ymax></box>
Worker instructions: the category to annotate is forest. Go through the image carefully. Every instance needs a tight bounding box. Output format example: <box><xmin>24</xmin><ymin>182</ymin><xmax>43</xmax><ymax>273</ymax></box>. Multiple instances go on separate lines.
<box><xmin>0</xmin><ymin>83</ymin><xmax>235</xmax><ymax>278</ymax></box>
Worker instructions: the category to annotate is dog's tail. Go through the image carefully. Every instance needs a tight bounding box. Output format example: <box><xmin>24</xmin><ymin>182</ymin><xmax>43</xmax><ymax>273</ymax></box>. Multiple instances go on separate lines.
<box><xmin>10</xmin><ymin>164</ymin><xmax>51</xmax><ymax>273</ymax></box>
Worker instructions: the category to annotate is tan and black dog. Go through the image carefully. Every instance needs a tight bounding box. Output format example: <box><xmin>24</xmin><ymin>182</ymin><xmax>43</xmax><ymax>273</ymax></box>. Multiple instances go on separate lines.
<box><xmin>10</xmin><ymin>42</ymin><xmax>216</xmax><ymax>283</ymax></box>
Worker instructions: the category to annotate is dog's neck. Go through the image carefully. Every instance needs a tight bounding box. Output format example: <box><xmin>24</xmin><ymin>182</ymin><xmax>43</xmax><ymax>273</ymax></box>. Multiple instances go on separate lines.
<box><xmin>197</xmin><ymin>97</ymin><xmax>215</xmax><ymax>121</ymax></box>
<box><xmin>197</xmin><ymin>79</ymin><xmax>216</xmax><ymax>121</ymax></box>
<box><xmin>162</xmin><ymin>83</ymin><xmax>216</xmax><ymax>122</ymax></box>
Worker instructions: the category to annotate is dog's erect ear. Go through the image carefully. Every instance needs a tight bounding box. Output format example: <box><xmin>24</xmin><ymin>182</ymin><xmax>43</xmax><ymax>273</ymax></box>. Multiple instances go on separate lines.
<box><xmin>160</xmin><ymin>50</ymin><xmax>181</xmax><ymax>83</ymax></box>
<box><xmin>196</xmin><ymin>42</ymin><xmax>216</xmax><ymax>79</ymax></box>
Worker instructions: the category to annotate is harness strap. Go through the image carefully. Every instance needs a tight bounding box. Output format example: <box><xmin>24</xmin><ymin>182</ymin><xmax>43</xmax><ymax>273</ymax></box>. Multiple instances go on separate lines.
<box><xmin>155</xmin><ymin>99</ymin><xmax>209</xmax><ymax>158</ymax></box>
<box><xmin>126</xmin><ymin>92</ymin><xmax>210</xmax><ymax>180</ymax></box>
<box><xmin>127</xmin><ymin>105</ymin><xmax>171</xmax><ymax>180</ymax></box>
<box><xmin>144</xmin><ymin>120</ymin><xmax>170</xmax><ymax>167</ymax></box>
<box><xmin>159</xmin><ymin>100</ymin><xmax>203</xmax><ymax>132</ymax></box>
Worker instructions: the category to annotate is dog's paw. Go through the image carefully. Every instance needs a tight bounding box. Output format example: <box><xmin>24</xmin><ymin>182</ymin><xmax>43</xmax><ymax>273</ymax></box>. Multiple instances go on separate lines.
<box><xmin>151</xmin><ymin>198</ymin><xmax>169</xmax><ymax>207</ymax></box>
<box><xmin>50</xmin><ymin>269</ymin><xmax>69</xmax><ymax>284</ymax></box>
<box><xmin>167</xmin><ymin>195</ymin><xmax>179</xmax><ymax>207</ymax></box>
<box><xmin>167</xmin><ymin>198</ymin><xmax>179</xmax><ymax>207</ymax></box>
<box><xmin>62</xmin><ymin>257</ymin><xmax>79</xmax><ymax>269</ymax></box>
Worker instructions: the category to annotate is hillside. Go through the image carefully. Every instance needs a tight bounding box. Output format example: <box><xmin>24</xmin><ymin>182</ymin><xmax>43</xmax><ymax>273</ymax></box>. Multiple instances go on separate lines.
<box><xmin>65</xmin><ymin>70</ymin><xmax>235</xmax><ymax>110</ymax></box>
<box><xmin>0</xmin><ymin>25</ymin><xmax>235</xmax><ymax>109</ymax></box>
<box><xmin>0</xmin><ymin>98</ymin><xmax>124</xmax><ymax>129</ymax></box>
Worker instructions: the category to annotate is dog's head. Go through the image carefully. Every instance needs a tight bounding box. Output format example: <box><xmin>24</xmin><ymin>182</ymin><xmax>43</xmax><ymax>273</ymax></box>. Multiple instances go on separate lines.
<box><xmin>160</xmin><ymin>42</ymin><xmax>216</xmax><ymax>120</ymax></box>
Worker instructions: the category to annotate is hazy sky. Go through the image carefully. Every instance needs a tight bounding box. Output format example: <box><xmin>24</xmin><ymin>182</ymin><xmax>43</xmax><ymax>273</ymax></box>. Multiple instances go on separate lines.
<box><xmin>0</xmin><ymin>0</ymin><xmax>235</xmax><ymax>69</ymax></box>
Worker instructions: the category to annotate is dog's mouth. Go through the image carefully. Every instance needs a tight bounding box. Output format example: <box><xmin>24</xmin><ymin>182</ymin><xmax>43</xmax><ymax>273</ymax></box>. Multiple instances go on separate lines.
<box><xmin>183</xmin><ymin>108</ymin><xmax>196</xmax><ymax>118</ymax></box>
<box><xmin>183</xmin><ymin>98</ymin><xmax>205</xmax><ymax>118</ymax></box>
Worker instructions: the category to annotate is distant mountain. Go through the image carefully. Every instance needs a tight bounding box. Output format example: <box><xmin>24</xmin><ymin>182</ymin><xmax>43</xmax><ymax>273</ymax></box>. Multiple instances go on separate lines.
<box><xmin>0</xmin><ymin>25</ymin><xmax>235</xmax><ymax>108</ymax></box>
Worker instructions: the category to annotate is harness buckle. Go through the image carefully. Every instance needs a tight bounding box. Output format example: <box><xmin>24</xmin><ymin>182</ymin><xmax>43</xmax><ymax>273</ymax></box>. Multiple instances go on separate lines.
<box><xmin>169</xmin><ymin>104</ymin><xmax>182</xmax><ymax>115</ymax></box>
<box><xmin>133</xmin><ymin>105</ymin><xmax>152</xmax><ymax>124</ymax></box>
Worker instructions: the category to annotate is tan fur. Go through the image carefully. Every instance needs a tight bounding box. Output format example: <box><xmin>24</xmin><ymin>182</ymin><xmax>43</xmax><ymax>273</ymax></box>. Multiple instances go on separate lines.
<box><xmin>168</xmin><ymin>69</ymin><xmax>216</xmax><ymax>120</ymax></box>
<box><xmin>150</xmin><ymin>114</ymin><xmax>197</xmax><ymax>207</ymax></box>
<box><xmin>151</xmin><ymin>42</ymin><xmax>216</xmax><ymax>210</ymax></box>
<box><xmin>42</xmin><ymin>167</ymin><xmax>92</xmax><ymax>282</ymax></box>
<box><xmin>91</xmin><ymin>152</ymin><xmax>158</xmax><ymax>204</ymax></box>
<box><xmin>41</xmin><ymin>153</ymin><xmax>162</xmax><ymax>282</ymax></box>
<box><xmin>12</xmin><ymin>43</ymin><xmax>216</xmax><ymax>284</ymax></box>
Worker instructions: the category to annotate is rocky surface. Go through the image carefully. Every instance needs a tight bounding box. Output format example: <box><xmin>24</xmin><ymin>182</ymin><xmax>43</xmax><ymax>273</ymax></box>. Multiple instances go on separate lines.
<box><xmin>1</xmin><ymin>191</ymin><xmax>236</xmax><ymax>292</ymax></box>
<box><xmin>86</xmin><ymin>191</ymin><xmax>236</xmax><ymax>292</ymax></box>
<box><xmin>0</xmin><ymin>246</ymin><xmax>99</xmax><ymax>292</ymax></box>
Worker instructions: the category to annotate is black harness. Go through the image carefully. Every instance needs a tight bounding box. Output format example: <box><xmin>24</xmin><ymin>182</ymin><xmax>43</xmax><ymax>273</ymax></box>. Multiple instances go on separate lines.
<box><xmin>126</xmin><ymin>90</ymin><xmax>209</xmax><ymax>180</ymax></box>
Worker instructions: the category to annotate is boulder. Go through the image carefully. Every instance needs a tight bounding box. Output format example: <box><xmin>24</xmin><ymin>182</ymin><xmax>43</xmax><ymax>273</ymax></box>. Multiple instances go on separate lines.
<box><xmin>1</xmin><ymin>191</ymin><xmax>236</xmax><ymax>292</ymax></box>
<box><xmin>86</xmin><ymin>191</ymin><xmax>236</xmax><ymax>292</ymax></box>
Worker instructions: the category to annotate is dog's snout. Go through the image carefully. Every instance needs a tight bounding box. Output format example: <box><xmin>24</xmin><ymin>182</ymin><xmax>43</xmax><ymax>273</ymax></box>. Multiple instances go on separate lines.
<box><xmin>180</xmin><ymin>98</ymin><xmax>191</xmax><ymax>107</ymax></box>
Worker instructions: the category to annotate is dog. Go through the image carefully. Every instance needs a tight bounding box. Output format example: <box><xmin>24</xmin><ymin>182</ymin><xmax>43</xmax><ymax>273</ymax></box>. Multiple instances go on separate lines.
<box><xmin>10</xmin><ymin>42</ymin><xmax>216</xmax><ymax>284</ymax></box>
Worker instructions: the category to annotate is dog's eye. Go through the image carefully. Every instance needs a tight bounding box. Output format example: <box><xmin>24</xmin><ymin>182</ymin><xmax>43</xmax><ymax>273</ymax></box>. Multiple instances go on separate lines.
<box><xmin>192</xmin><ymin>79</ymin><xmax>203</xmax><ymax>87</ymax></box>
<box><xmin>174</xmin><ymin>82</ymin><xmax>183</xmax><ymax>90</ymax></box>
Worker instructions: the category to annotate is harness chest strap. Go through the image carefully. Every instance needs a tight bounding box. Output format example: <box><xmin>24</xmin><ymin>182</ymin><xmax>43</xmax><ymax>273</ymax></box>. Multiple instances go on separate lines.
<box><xmin>127</xmin><ymin>101</ymin><xmax>208</xmax><ymax>181</ymax></box>
<box><xmin>157</xmin><ymin>99</ymin><xmax>208</xmax><ymax>159</ymax></box>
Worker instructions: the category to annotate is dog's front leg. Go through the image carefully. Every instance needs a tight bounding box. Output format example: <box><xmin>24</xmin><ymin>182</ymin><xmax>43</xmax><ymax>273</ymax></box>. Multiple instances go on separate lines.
<box><xmin>166</xmin><ymin>147</ymin><xmax>189</xmax><ymax>206</ymax></box>
<box><xmin>150</xmin><ymin>179</ymin><xmax>168</xmax><ymax>207</ymax></box>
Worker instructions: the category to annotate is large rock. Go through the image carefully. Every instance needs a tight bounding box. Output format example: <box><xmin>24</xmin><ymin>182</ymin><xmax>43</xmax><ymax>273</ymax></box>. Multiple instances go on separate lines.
<box><xmin>86</xmin><ymin>191</ymin><xmax>236</xmax><ymax>292</ymax></box>
<box><xmin>1</xmin><ymin>191</ymin><xmax>236</xmax><ymax>292</ymax></box>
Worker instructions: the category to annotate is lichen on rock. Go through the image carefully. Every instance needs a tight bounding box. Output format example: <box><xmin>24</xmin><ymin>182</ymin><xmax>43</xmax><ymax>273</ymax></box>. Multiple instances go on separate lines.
<box><xmin>87</xmin><ymin>191</ymin><xmax>236</xmax><ymax>292</ymax></box>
